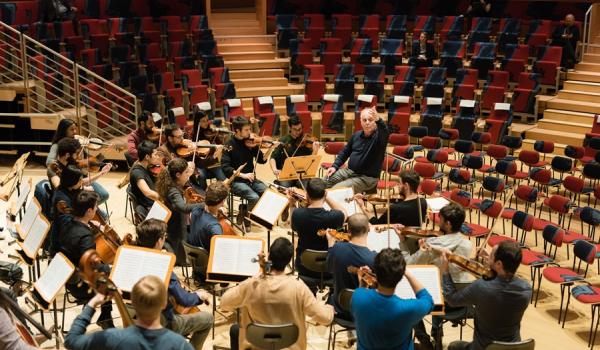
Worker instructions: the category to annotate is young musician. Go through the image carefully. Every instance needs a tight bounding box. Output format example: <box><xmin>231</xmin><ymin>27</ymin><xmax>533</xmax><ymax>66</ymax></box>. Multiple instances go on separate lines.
<box><xmin>155</xmin><ymin>158</ymin><xmax>203</xmax><ymax>265</ymax></box>
<box><xmin>441</xmin><ymin>241</ymin><xmax>532</xmax><ymax>350</ymax></box>
<box><xmin>129</xmin><ymin>141</ymin><xmax>161</xmax><ymax>217</ymax></box>
<box><xmin>64</xmin><ymin>275</ymin><xmax>194</xmax><ymax>350</ymax></box>
<box><xmin>127</xmin><ymin>111</ymin><xmax>157</xmax><ymax>162</ymax></box>
<box><xmin>190</xmin><ymin>110</ymin><xmax>227</xmax><ymax>186</ymax></box>
<box><xmin>221</xmin><ymin>237</ymin><xmax>334</xmax><ymax>350</ymax></box>
<box><xmin>221</xmin><ymin>117</ymin><xmax>272</xmax><ymax>227</ymax></box>
<box><xmin>188</xmin><ymin>181</ymin><xmax>230</xmax><ymax>251</ymax></box>
<box><xmin>47</xmin><ymin>137</ymin><xmax>82</xmax><ymax>188</ymax></box>
<box><xmin>57</xmin><ymin>191</ymin><xmax>113</xmax><ymax>329</ymax></box>
<box><xmin>290</xmin><ymin>178</ymin><xmax>346</xmax><ymax>283</ymax></box>
<box><xmin>49</xmin><ymin>166</ymin><xmax>84</xmax><ymax>254</ymax></box>
<box><xmin>355</xmin><ymin>170</ymin><xmax>428</xmax><ymax>226</ymax></box>
<box><xmin>0</xmin><ymin>289</ymin><xmax>39</xmax><ymax>350</ymax></box>
<box><xmin>155</xmin><ymin>124</ymin><xmax>189</xmax><ymax>164</ymax></box>
<box><xmin>135</xmin><ymin>219</ymin><xmax>213</xmax><ymax>350</ymax></box>
<box><xmin>351</xmin><ymin>248</ymin><xmax>434</xmax><ymax>350</ymax></box>
<box><xmin>325</xmin><ymin>213</ymin><xmax>376</xmax><ymax>320</ymax></box>
<box><xmin>270</xmin><ymin>115</ymin><xmax>320</xmax><ymax>188</ymax></box>
<box><xmin>325</xmin><ymin>107</ymin><xmax>388</xmax><ymax>194</ymax></box>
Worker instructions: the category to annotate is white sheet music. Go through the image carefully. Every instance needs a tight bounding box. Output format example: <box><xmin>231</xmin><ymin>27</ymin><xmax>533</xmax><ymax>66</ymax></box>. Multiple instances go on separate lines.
<box><xmin>251</xmin><ymin>190</ymin><xmax>288</xmax><ymax>226</ymax></box>
<box><xmin>145</xmin><ymin>201</ymin><xmax>171</xmax><ymax>222</ymax></box>
<box><xmin>367</xmin><ymin>227</ymin><xmax>400</xmax><ymax>252</ymax></box>
<box><xmin>17</xmin><ymin>199</ymin><xmax>40</xmax><ymax>239</ymax></box>
<box><xmin>324</xmin><ymin>187</ymin><xmax>362</xmax><ymax>216</ymax></box>
<box><xmin>210</xmin><ymin>237</ymin><xmax>262</xmax><ymax>277</ymax></box>
<box><xmin>22</xmin><ymin>216</ymin><xmax>49</xmax><ymax>258</ymax></box>
<box><xmin>34</xmin><ymin>253</ymin><xmax>74</xmax><ymax>302</ymax></box>
<box><xmin>395</xmin><ymin>266</ymin><xmax>443</xmax><ymax>305</ymax></box>
<box><xmin>13</xmin><ymin>180</ymin><xmax>31</xmax><ymax>212</ymax></box>
<box><xmin>110</xmin><ymin>246</ymin><xmax>174</xmax><ymax>292</ymax></box>
<box><xmin>426</xmin><ymin>197</ymin><xmax>450</xmax><ymax>213</ymax></box>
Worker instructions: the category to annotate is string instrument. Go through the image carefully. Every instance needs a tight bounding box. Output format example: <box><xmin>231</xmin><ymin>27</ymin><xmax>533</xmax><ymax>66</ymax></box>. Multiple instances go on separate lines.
<box><xmin>0</xmin><ymin>289</ymin><xmax>51</xmax><ymax>346</ymax></box>
<box><xmin>244</xmin><ymin>134</ymin><xmax>278</xmax><ymax>149</ymax></box>
<box><xmin>347</xmin><ymin>266</ymin><xmax>378</xmax><ymax>288</ymax></box>
<box><xmin>251</xmin><ymin>252</ymin><xmax>272</xmax><ymax>277</ymax></box>
<box><xmin>77</xmin><ymin>154</ymin><xmax>117</xmax><ymax>173</ymax></box>
<box><xmin>365</xmin><ymin>193</ymin><xmax>405</xmax><ymax>203</ymax></box>
<box><xmin>184</xmin><ymin>185</ymin><xmax>205</xmax><ymax>204</ymax></box>
<box><xmin>75</xmin><ymin>135</ymin><xmax>126</xmax><ymax>151</ymax></box>
<box><xmin>168</xmin><ymin>278</ymin><xmax>208</xmax><ymax>315</ymax></box>
<box><xmin>317</xmin><ymin>228</ymin><xmax>350</xmax><ymax>242</ymax></box>
<box><xmin>223</xmin><ymin>163</ymin><xmax>246</xmax><ymax>188</ymax></box>
<box><xmin>423</xmin><ymin>243</ymin><xmax>496</xmax><ymax>280</ymax></box>
<box><xmin>393</xmin><ymin>227</ymin><xmax>443</xmax><ymax>238</ymax></box>
<box><xmin>89</xmin><ymin>212</ymin><xmax>133</xmax><ymax>264</ymax></box>
<box><xmin>217</xmin><ymin>207</ymin><xmax>236</xmax><ymax>236</ymax></box>
<box><xmin>146</xmin><ymin>127</ymin><xmax>162</xmax><ymax>143</ymax></box>
<box><xmin>176</xmin><ymin>140</ymin><xmax>232</xmax><ymax>159</ymax></box>
<box><xmin>267</xmin><ymin>182</ymin><xmax>307</xmax><ymax>204</ymax></box>
<box><xmin>78</xmin><ymin>249</ymin><xmax>134</xmax><ymax>327</ymax></box>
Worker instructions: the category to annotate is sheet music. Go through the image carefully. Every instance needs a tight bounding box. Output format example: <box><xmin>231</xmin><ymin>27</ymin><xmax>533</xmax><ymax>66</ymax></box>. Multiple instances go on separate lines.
<box><xmin>110</xmin><ymin>246</ymin><xmax>174</xmax><ymax>292</ymax></box>
<box><xmin>426</xmin><ymin>197</ymin><xmax>450</xmax><ymax>213</ymax></box>
<box><xmin>34</xmin><ymin>253</ymin><xmax>74</xmax><ymax>302</ymax></box>
<box><xmin>210</xmin><ymin>237</ymin><xmax>262</xmax><ymax>277</ymax></box>
<box><xmin>17</xmin><ymin>200</ymin><xmax>40</xmax><ymax>239</ymax></box>
<box><xmin>13</xmin><ymin>180</ymin><xmax>31</xmax><ymax>211</ymax></box>
<box><xmin>22</xmin><ymin>216</ymin><xmax>49</xmax><ymax>258</ymax></box>
<box><xmin>324</xmin><ymin>187</ymin><xmax>362</xmax><ymax>216</ymax></box>
<box><xmin>394</xmin><ymin>266</ymin><xmax>443</xmax><ymax>305</ymax></box>
<box><xmin>367</xmin><ymin>227</ymin><xmax>400</xmax><ymax>252</ymax></box>
<box><xmin>251</xmin><ymin>190</ymin><xmax>288</xmax><ymax>226</ymax></box>
<box><xmin>145</xmin><ymin>201</ymin><xmax>171</xmax><ymax>222</ymax></box>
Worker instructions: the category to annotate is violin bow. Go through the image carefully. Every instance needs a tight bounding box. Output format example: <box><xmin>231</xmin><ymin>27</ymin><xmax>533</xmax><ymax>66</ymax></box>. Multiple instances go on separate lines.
<box><xmin>191</xmin><ymin>115</ymin><xmax>203</xmax><ymax>165</ymax></box>
<box><xmin>290</xmin><ymin>133</ymin><xmax>307</xmax><ymax>158</ymax></box>
<box><xmin>251</xmin><ymin>129</ymin><xmax>267</xmax><ymax>182</ymax></box>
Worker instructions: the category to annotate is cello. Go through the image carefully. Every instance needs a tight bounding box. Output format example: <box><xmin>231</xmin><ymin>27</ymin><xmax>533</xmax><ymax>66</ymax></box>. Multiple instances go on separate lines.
<box><xmin>89</xmin><ymin>213</ymin><xmax>133</xmax><ymax>264</ymax></box>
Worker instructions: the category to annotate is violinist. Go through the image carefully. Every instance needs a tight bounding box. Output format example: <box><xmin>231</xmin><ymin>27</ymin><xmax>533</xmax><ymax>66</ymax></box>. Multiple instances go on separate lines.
<box><xmin>57</xmin><ymin>190</ymin><xmax>114</xmax><ymax>329</ymax></box>
<box><xmin>129</xmin><ymin>141</ymin><xmax>161</xmax><ymax>218</ymax></box>
<box><xmin>221</xmin><ymin>237</ymin><xmax>334</xmax><ymax>350</ymax></box>
<box><xmin>155</xmin><ymin>158</ymin><xmax>203</xmax><ymax>265</ymax></box>
<box><xmin>126</xmin><ymin>111</ymin><xmax>158</xmax><ymax>163</ymax></box>
<box><xmin>155</xmin><ymin>124</ymin><xmax>189</xmax><ymax>164</ymax></box>
<box><xmin>221</xmin><ymin>117</ymin><xmax>270</xmax><ymax>228</ymax></box>
<box><xmin>189</xmin><ymin>110</ymin><xmax>227</xmax><ymax>188</ymax></box>
<box><xmin>134</xmin><ymin>219</ymin><xmax>213</xmax><ymax>350</ymax></box>
<box><xmin>49</xmin><ymin>166</ymin><xmax>83</xmax><ymax>254</ymax></box>
<box><xmin>325</xmin><ymin>214</ymin><xmax>376</xmax><ymax>321</ymax></box>
<box><xmin>289</xmin><ymin>178</ymin><xmax>346</xmax><ymax>292</ymax></box>
<box><xmin>64</xmin><ymin>275</ymin><xmax>195</xmax><ymax>350</ymax></box>
<box><xmin>355</xmin><ymin>170</ymin><xmax>428</xmax><ymax>226</ymax></box>
<box><xmin>351</xmin><ymin>248</ymin><xmax>433</xmax><ymax>350</ymax></box>
<box><xmin>188</xmin><ymin>181</ymin><xmax>230</xmax><ymax>254</ymax></box>
<box><xmin>440</xmin><ymin>241</ymin><xmax>531</xmax><ymax>350</ymax></box>
<box><xmin>47</xmin><ymin>137</ymin><xmax>82</xmax><ymax>188</ymax></box>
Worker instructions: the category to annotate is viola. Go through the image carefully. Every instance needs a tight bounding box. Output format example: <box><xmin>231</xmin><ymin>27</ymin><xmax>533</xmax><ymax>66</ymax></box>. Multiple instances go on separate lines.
<box><xmin>365</xmin><ymin>193</ymin><xmax>406</xmax><ymax>203</ymax></box>
<box><xmin>317</xmin><ymin>228</ymin><xmax>350</xmax><ymax>242</ymax></box>
<box><xmin>184</xmin><ymin>185</ymin><xmax>205</xmax><ymax>204</ymax></box>
<box><xmin>347</xmin><ymin>266</ymin><xmax>378</xmax><ymax>288</ymax></box>
<box><xmin>244</xmin><ymin>134</ymin><xmax>277</xmax><ymax>149</ymax></box>
<box><xmin>77</xmin><ymin>154</ymin><xmax>117</xmax><ymax>173</ymax></box>
<box><xmin>267</xmin><ymin>182</ymin><xmax>307</xmax><ymax>204</ymax></box>
<box><xmin>423</xmin><ymin>243</ymin><xmax>496</xmax><ymax>280</ymax></box>
<box><xmin>79</xmin><ymin>249</ymin><xmax>134</xmax><ymax>327</ymax></box>
<box><xmin>395</xmin><ymin>227</ymin><xmax>443</xmax><ymax>238</ymax></box>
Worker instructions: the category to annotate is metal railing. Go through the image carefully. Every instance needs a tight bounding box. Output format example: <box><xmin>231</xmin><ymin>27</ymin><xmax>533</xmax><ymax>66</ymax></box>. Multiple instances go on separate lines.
<box><xmin>0</xmin><ymin>21</ymin><xmax>138</xmax><ymax>143</ymax></box>
<box><xmin>581</xmin><ymin>3</ymin><xmax>600</xmax><ymax>61</ymax></box>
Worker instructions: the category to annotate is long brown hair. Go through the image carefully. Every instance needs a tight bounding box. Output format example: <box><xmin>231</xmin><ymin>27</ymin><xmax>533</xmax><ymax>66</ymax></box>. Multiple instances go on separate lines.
<box><xmin>155</xmin><ymin>158</ymin><xmax>188</xmax><ymax>200</ymax></box>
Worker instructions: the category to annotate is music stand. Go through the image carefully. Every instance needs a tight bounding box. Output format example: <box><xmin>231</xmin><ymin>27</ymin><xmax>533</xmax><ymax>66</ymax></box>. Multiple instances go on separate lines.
<box><xmin>278</xmin><ymin>155</ymin><xmax>321</xmax><ymax>190</ymax></box>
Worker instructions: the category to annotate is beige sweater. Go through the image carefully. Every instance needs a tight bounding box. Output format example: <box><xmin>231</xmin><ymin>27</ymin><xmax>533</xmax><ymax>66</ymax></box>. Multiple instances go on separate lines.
<box><xmin>220</xmin><ymin>274</ymin><xmax>334</xmax><ymax>350</ymax></box>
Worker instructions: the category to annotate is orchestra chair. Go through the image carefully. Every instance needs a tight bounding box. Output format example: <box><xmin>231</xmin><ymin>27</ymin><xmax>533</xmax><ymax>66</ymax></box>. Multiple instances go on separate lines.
<box><xmin>569</xmin><ymin>206</ymin><xmax>600</xmax><ymax>242</ymax></box>
<box><xmin>246</xmin><ymin>323</ymin><xmax>299</xmax><ymax>350</ymax></box>
<box><xmin>432</xmin><ymin>283</ymin><xmax>474</xmax><ymax>349</ymax></box>
<box><xmin>327</xmin><ymin>289</ymin><xmax>355</xmax><ymax>350</ymax></box>
<box><xmin>477</xmin><ymin>144</ymin><xmax>507</xmax><ymax>175</ymax></box>
<box><xmin>520</xmin><ymin>225</ymin><xmax>562</xmax><ymax>303</ymax></box>
<box><xmin>533</xmin><ymin>140</ymin><xmax>554</xmax><ymax>165</ymax></box>
<box><xmin>298</xmin><ymin>250</ymin><xmax>334</xmax><ymax>296</ymax></box>
<box><xmin>61</xmin><ymin>288</ymin><xmax>95</xmax><ymax>334</ymax></box>
<box><xmin>570</xmin><ymin>283</ymin><xmax>600</xmax><ymax>348</ymax></box>
<box><xmin>319</xmin><ymin>141</ymin><xmax>347</xmax><ymax>177</ymax></box>
<box><xmin>485</xmin><ymin>339</ymin><xmax>535</xmax><ymax>350</ymax></box>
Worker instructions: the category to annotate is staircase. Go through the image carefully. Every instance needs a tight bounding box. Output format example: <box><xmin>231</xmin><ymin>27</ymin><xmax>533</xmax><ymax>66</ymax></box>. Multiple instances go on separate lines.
<box><xmin>211</xmin><ymin>9</ymin><xmax>303</xmax><ymax>116</ymax></box>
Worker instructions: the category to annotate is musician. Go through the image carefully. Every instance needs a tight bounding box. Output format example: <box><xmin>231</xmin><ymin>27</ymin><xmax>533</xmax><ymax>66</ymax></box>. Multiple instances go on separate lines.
<box><xmin>47</xmin><ymin>137</ymin><xmax>82</xmax><ymax>188</ymax></box>
<box><xmin>441</xmin><ymin>241</ymin><xmax>532</xmax><ymax>350</ymax></box>
<box><xmin>221</xmin><ymin>237</ymin><xmax>334</xmax><ymax>350</ymax></box>
<box><xmin>325</xmin><ymin>107</ymin><xmax>388</xmax><ymax>194</ymax></box>
<box><xmin>0</xmin><ymin>289</ymin><xmax>39</xmax><ymax>350</ymax></box>
<box><xmin>351</xmin><ymin>248</ymin><xmax>433</xmax><ymax>350</ymax></box>
<box><xmin>135</xmin><ymin>219</ymin><xmax>213</xmax><ymax>350</ymax></box>
<box><xmin>552</xmin><ymin>14</ymin><xmax>580</xmax><ymax>69</ymax></box>
<box><xmin>155</xmin><ymin>124</ymin><xmax>189</xmax><ymax>164</ymax></box>
<box><xmin>129</xmin><ymin>141</ymin><xmax>161</xmax><ymax>217</ymax></box>
<box><xmin>58</xmin><ymin>191</ymin><xmax>113</xmax><ymax>329</ymax></box>
<box><xmin>355</xmin><ymin>170</ymin><xmax>428</xmax><ymax>226</ymax></box>
<box><xmin>325</xmin><ymin>213</ymin><xmax>376</xmax><ymax>320</ymax></box>
<box><xmin>155</xmin><ymin>158</ymin><xmax>203</xmax><ymax>265</ymax></box>
<box><xmin>64</xmin><ymin>275</ymin><xmax>194</xmax><ymax>350</ymax></box>
<box><xmin>221</xmin><ymin>117</ymin><xmax>271</xmax><ymax>227</ymax></box>
<box><xmin>270</xmin><ymin>115</ymin><xmax>320</xmax><ymax>188</ymax></box>
<box><xmin>126</xmin><ymin>111</ymin><xmax>157</xmax><ymax>163</ymax></box>
<box><xmin>49</xmin><ymin>166</ymin><xmax>83</xmax><ymax>254</ymax></box>
<box><xmin>189</xmin><ymin>110</ymin><xmax>227</xmax><ymax>188</ymax></box>
<box><xmin>290</xmin><ymin>178</ymin><xmax>346</xmax><ymax>289</ymax></box>
<box><xmin>188</xmin><ymin>181</ymin><xmax>230</xmax><ymax>252</ymax></box>
<box><xmin>408</xmin><ymin>32</ymin><xmax>435</xmax><ymax>68</ymax></box>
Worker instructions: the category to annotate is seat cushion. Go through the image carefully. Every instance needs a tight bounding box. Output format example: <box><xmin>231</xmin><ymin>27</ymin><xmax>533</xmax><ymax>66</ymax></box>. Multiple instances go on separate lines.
<box><xmin>543</xmin><ymin>267</ymin><xmax>583</xmax><ymax>284</ymax></box>
<box><xmin>521</xmin><ymin>249</ymin><xmax>553</xmax><ymax>266</ymax></box>
<box><xmin>377</xmin><ymin>180</ymin><xmax>399</xmax><ymax>189</ymax></box>
<box><xmin>488</xmin><ymin>235</ymin><xmax>516</xmax><ymax>247</ymax></box>
<box><xmin>533</xmin><ymin>218</ymin><xmax>554</xmax><ymax>231</ymax></box>
<box><xmin>572</xmin><ymin>285</ymin><xmax>600</xmax><ymax>304</ymax></box>
<box><xmin>563</xmin><ymin>230</ymin><xmax>591</xmax><ymax>244</ymax></box>
<box><xmin>501</xmin><ymin>208</ymin><xmax>516</xmax><ymax>219</ymax></box>
<box><xmin>463</xmin><ymin>222</ymin><xmax>490</xmax><ymax>237</ymax></box>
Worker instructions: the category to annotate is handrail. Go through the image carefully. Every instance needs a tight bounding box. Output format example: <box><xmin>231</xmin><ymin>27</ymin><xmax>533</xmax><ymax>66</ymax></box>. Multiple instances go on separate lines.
<box><xmin>583</xmin><ymin>4</ymin><xmax>593</xmax><ymax>59</ymax></box>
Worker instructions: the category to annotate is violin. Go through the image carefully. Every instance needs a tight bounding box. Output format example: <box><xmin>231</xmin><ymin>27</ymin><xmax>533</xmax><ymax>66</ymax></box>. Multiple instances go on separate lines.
<box><xmin>176</xmin><ymin>140</ymin><xmax>232</xmax><ymax>159</ymax></box>
<box><xmin>78</xmin><ymin>249</ymin><xmax>134</xmax><ymax>327</ymax></box>
<box><xmin>89</xmin><ymin>212</ymin><xmax>133</xmax><ymax>264</ymax></box>
<box><xmin>317</xmin><ymin>228</ymin><xmax>351</xmax><ymax>242</ymax></box>
<box><xmin>347</xmin><ymin>266</ymin><xmax>378</xmax><ymax>288</ymax></box>
<box><xmin>244</xmin><ymin>134</ymin><xmax>278</xmax><ymax>149</ymax></box>
<box><xmin>184</xmin><ymin>185</ymin><xmax>205</xmax><ymax>204</ymax></box>
<box><xmin>423</xmin><ymin>243</ymin><xmax>496</xmax><ymax>280</ymax></box>
<box><xmin>77</xmin><ymin>154</ymin><xmax>117</xmax><ymax>173</ymax></box>
<box><xmin>251</xmin><ymin>252</ymin><xmax>272</xmax><ymax>277</ymax></box>
<box><xmin>169</xmin><ymin>277</ymin><xmax>209</xmax><ymax>315</ymax></box>
<box><xmin>267</xmin><ymin>182</ymin><xmax>307</xmax><ymax>204</ymax></box>
<box><xmin>365</xmin><ymin>193</ymin><xmax>406</xmax><ymax>203</ymax></box>
<box><xmin>393</xmin><ymin>227</ymin><xmax>443</xmax><ymax>238</ymax></box>
<box><xmin>75</xmin><ymin>135</ymin><xmax>126</xmax><ymax>151</ymax></box>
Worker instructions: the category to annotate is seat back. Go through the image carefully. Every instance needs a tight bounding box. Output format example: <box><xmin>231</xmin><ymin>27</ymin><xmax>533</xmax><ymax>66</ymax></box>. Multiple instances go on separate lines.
<box><xmin>300</xmin><ymin>249</ymin><xmax>329</xmax><ymax>273</ymax></box>
<box><xmin>246</xmin><ymin>323</ymin><xmax>300</xmax><ymax>350</ymax></box>
<box><xmin>485</xmin><ymin>339</ymin><xmax>535</xmax><ymax>350</ymax></box>
<box><xmin>182</xmin><ymin>241</ymin><xmax>210</xmax><ymax>278</ymax></box>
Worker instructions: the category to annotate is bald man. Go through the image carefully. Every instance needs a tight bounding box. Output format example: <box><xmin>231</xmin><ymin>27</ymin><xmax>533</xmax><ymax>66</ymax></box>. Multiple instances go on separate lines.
<box><xmin>325</xmin><ymin>107</ymin><xmax>389</xmax><ymax>194</ymax></box>
<box><xmin>552</xmin><ymin>14</ymin><xmax>580</xmax><ymax>69</ymax></box>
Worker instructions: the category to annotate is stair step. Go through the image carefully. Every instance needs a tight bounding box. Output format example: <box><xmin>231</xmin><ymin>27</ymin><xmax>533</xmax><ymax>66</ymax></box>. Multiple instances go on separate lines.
<box><xmin>537</xmin><ymin>119</ymin><xmax>591</xmax><ymax>133</ymax></box>
<box><xmin>215</xmin><ymin>35</ymin><xmax>276</xmax><ymax>45</ymax></box>
<box><xmin>211</xmin><ymin>12</ymin><xmax>256</xmax><ymax>19</ymax></box>
<box><xmin>210</xmin><ymin>20</ymin><xmax>260</xmax><ymax>27</ymax></box>
<box><xmin>240</xmin><ymin>96</ymin><xmax>287</xmax><ymax>109</ymax></box>
<box><xmin>575</xmin><ymin>62</ymin><xmax>600</xmax><ymax>71</ymax></box>
<box><xmin>588</xmin><ymin>46</ymin><xmax>600</xmax><ymax>54</ymax></box>
<box><xmin>542</xmin><ymin>109</ymin><xmax>597</xmax><ymax>125</ymax></box>
<box><xmin>229</xmin><ymin>69</ymin><xmax>285</xmax><ymax>79</ymax></box>
<box><xmin>583</xmin><ymin>53</ymin><xmax>600</xmax><ymax>63</ymax></box>
<box><xmin>563</xmin><ymin>80</ymin><xmax>600</xmax><ymax>93</ymax></box>
<box><xmin>221</xmin><ymin>51</ymin><xmax>276</xmax><ymax>61</ymax></box>
<box><xmin>557</xmin><ymin>89</ymin><xmax>600</xmax><ymax>103</ymax></box>
<box><xmin>225</xmin><ymin>58</ymin><xmax>289</xmax><ymax>70</ymax></box>
<box><xmin>546</xmin><ymin>97</ymin><xmax>600</xmax><ymax>114</ymax></box>
<box><xmin>211</xmin><ymin>7</ymin><xmax>256</xmax><ymax>14</ymax></box>
<box><xmin>235</xmin><ymin>84</ymin><xmax>304</xmax><ymax>98</ymax></box>
<box><xmin>231</xmin><ymin>77</ymin><xmax>289</xmax><ymax>88</ymax></box>
<box><xmin>567</xmin><ymin>70</ymin><xmax>600</xmax><ymax>83</ymax></box>
<box><xmin>212</xmin><ymin>27</ymin><xmax>263</xmax><ymax>36</ymax></box>
<box><xmin>218</xmin><ymin>43</ymin><xmax>274</xmax><ymax>53</ymax></box>
<box><xmin>524</xmin><ymin>128</ymin><xmax>585</xmax><ymax>146</ymax></box>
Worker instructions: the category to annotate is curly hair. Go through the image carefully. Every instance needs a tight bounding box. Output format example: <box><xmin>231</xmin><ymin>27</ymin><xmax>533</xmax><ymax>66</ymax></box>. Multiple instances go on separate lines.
<box><xmin>155</xmin><ymin>158</ymin><xmax>188</xmax><ymax>200</ymax></box>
